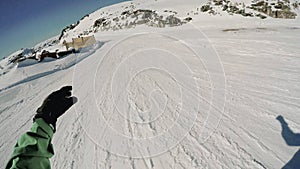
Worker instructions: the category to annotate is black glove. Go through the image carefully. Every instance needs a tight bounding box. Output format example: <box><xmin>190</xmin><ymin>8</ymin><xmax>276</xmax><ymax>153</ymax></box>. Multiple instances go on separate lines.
<box><xmin>34</xmin><ymin>86</ymin><xmax>78</xmax><ymax>131</ymax></box>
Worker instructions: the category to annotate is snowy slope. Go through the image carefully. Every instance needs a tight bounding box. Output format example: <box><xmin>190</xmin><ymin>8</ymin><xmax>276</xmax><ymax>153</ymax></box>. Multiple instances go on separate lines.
<box><xmin>1</xmin><ymin>0</ymin><xmax>300</xmax><ymax>168</ymax></box>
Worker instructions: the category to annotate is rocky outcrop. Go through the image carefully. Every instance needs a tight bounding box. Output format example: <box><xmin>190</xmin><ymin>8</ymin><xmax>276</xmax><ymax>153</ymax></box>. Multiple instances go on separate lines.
<box><xmin>200</xmin><ymin>0</ymin><xmax>298</xmax><ymax>19</ymax></box>
<box><xmin>200</xmin><ymin>0</ymin><xmax>257</xmax><ymax>18</ymax></box>
<box><xmin>93</xmin><ymin>9</ymin><xmax>190</xmax><ymax>32</ymax></box>
<box><xmin>249</xmin><ymin>0</ymin><xmax>297</xmax><ymax>19</ymax></box>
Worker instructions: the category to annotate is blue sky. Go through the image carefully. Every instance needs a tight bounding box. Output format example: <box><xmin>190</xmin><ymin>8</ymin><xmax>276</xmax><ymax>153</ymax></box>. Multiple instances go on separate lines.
<box><xmin>0</xmin><ymin>0</ymin><xmax>128</xmax><ymax>59</ymax></box>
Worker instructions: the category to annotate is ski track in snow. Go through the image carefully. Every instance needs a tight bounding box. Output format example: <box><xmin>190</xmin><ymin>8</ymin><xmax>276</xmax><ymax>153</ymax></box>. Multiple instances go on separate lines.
<box><xmin>1</xmin><ymin>1</ymin><xmax>300</xmax><ymax>168</ymax></box>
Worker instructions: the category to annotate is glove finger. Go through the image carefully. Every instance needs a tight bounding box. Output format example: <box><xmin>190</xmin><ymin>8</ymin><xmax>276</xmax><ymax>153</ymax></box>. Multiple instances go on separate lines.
<box><xmin>65</xmin><ymin>96</ymin><xmax>78</xmax><ymax>108</ymax></box>
<box><xmin>59</xmin><ymin>86</ymin><xmax>73</xmax><ymax>97</ymax></box>
<box><xmin>60</xmin><ymin>86</ymin><xmax>72</xmax><ymax>91</ymax></box>
<box><xmin>65</xmin><ymin>91</ymin><xmax>72</xmax><ymax>97</ymax></box>
<box><xmin>57</xmin><ymin>97</ymin><xmax>77</xmax><ymax>118</ymax></box>
<box><xmin>47</xmin><ymin>86</ymin><xmax>72</xmax><ymax>99</ymax></box>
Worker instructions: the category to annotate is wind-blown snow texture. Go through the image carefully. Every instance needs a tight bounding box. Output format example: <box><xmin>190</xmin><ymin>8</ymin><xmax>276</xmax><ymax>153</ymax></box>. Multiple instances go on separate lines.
<box><xmin>1</xmin><ymin>0</ymin><xmax>300</xmax><ymax>168</ymax></box>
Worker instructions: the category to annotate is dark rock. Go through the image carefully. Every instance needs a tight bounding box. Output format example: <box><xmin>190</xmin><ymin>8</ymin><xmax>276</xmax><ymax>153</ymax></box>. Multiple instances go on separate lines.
<box><xmin>94</xmin><ymin>18</ymin><xmax>106</xmax><ymax>27</ymax></box>
<box><xmin>113</xmin><ymin>17</ymin><xmax>119</xmax><ymax>22</ymax></box>
<box><xmin>142</xmin><ymin>11</ymin><xmax>153</xmax><ymax>19</ymax></box>
<box><xmin>228</xmin><ymin>5</ymin><xmax>239</xmax><ymax>13</ymax></box>
<box><xmin>256</xmin><ymin>13</ymin><xmax>267</xmax><ymax>19</ymax></box>
<box><xmin>223</xmin><ymin>4</ymin><xmax>228</xmax><ymax>11</ymax></box>
<box><xmin>184</xmin><ymin>17</ymin><xmax>193</xmax><ymax>22</ymax></box>
<box><xmin>252</xmin><ymin>1</ymin><xmax>266</xmax><ymax>7</ymax></box>
<box><xmin>201</xmin><ymin>5</ymin><xmax>212</xmax><ymax>12</ymax></box>
<box><xmin>121</xmin><ymin>11</ymin><xmax>130</xmax><ymax>15</ymax></box>
<box><xmin>292</xmin><ymin>3</ymin><xmax>299</xmax><ymax>9</ymax></box>
<box><xmin>214</xmin><ymin>0</ymin><xmax>223</xmax><ymax>6</ymax></box>
<box><xmin>165</xmin><ymin>15</ymin><xmax>182</xmax><ymax>26</ymax></box>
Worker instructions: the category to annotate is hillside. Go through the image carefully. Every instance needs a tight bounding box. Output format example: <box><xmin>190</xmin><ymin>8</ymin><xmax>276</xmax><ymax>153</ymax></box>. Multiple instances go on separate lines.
<box><xmin>1</xmin><ymin>0</ymin><xmax>300</xmax><ymax>168</ymax></box>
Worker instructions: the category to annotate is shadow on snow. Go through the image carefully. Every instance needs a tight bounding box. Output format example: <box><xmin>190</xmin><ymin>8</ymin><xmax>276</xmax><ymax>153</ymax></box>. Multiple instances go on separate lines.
<box><xmin>276</xmin><ymin>115</ymin><xmax>300</xmax><ymax>169</ymax></box>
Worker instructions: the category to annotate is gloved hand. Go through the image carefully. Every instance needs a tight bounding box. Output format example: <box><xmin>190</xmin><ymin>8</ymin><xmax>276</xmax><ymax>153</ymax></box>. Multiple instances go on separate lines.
<box><xmin>34</xmin><ymin>86</ymin><xmax>78</xmax><ymax>131</ymax></box>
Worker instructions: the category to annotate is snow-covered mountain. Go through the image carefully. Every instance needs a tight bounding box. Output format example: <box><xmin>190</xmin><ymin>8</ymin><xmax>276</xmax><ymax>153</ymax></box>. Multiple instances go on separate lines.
<box><xmin>1</xmin><ymin>0</ymin><xmax>300</xmax><ymax>168</ymax></box>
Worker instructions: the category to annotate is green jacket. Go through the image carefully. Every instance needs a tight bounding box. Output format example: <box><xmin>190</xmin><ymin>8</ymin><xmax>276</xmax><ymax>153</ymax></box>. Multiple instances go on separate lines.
<box><xmin>5</xmin><ymin>118</ymin><xmax>54</xmax><ymax>169</ymax></box>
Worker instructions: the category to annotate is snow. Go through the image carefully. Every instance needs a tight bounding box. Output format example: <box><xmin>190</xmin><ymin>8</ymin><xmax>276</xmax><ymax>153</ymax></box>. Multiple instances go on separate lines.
<box><xmin>1</xmin><ymin>0</ymin><xmax>300</xmax><ymax>168</ymax></box>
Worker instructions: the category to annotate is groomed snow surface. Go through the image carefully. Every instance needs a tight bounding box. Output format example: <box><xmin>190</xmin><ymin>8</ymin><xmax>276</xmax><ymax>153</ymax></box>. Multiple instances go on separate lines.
<box><xmin>1</xmin><ymin>0</ymin><xmax>300</xmax><ymax>168</ymax></box>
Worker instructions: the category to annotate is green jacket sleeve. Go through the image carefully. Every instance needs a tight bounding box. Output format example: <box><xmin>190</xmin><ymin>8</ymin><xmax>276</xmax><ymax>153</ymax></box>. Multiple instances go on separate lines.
<box><xmin>5</xmin><ymin>118</ymin><xmax>55</xmax><ymax>169</ymax></box>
